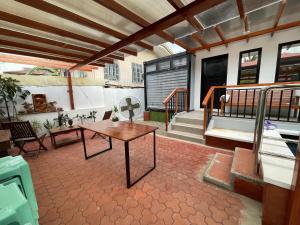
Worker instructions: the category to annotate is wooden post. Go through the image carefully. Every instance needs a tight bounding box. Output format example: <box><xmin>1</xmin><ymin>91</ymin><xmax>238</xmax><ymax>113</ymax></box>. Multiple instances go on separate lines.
<box><xmin>67</xmin><ymin>70</ymin><xmax>75</xmax><ymax>110</ymax></box>
<box><xmin>210</xmin><ymin>90</ymin><xmax>214</xmax><ymax>115</ymax></box>
<box><xmin>165</xmin><ymin>103</ymin><xmax>169</xmax><ymax>131</ymax></box>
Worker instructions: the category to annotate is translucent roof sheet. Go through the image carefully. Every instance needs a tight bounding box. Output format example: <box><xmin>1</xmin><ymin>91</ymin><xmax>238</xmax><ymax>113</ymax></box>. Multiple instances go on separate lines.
<box><xmin>195</xmin><ymin>0</ymin><xmax>239</xmax><ymax>28</ymax></box>
<box><xmin>166</xmin><ymin>20</ymin><xmax>196</xmax><ymax>39</ymax></box>
<box><xmin>247</xmin><ymin>1</ymin><xmax>280</xmax><ymax>32</ymax></box>
<box><xmin>243</xmin><ymin>0</ymin><xmax>280</xmax><ymax>13</ymax></box>
<box><xmin>218</xmin><ymin>17</ymin><xmax>244</xmax><ymax>39</ymax></box>
<box><xmin>279</xmin><ymin>0</ymin><xmax>300</xmax><ymax>25</ymax></box>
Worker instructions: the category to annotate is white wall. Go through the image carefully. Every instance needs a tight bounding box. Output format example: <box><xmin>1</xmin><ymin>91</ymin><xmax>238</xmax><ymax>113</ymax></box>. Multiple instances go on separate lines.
<box><xmin>90</xmin><ymin>50</ymin><xmax>158</xmax><ymax>87</ymax></box>
<box><xmin>16</xmin><ymin>86</ymin><xmax>145</xmax><ymax>133</ymax></box>
<box><xmin>193</xmin><ymin>27</ymin><xmax>300</xmax><ymax>109</ymax></box>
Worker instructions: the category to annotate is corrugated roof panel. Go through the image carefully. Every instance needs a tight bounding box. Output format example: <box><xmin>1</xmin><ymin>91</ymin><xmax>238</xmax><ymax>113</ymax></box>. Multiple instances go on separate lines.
<box><xmin>243</xmin><ymin>0</ymin><xmax>280</xmax><ymax>13</ymax></box>
<box><xmin>278</xmin><ymin>0</ymin><xmax>300</xmax><ymax>25</ymax></box>
<box><xmin>116</xmin><ymin>0</ymin><xmax>175</xmax><ymax>23</ymax></box>
<box><xmin>195</xmin><ymin>0</ymin><xmax>239</xmax><ymax>28</ymax></box>
<box><xmin>201</xmin><ymin>27</ymin><xmax>221</xmax><ymax>44</ymax></box>
<box><xmin>247</xmin><ymin>1</ymin><xmax>280</xmax><ymax>32</ymax></box>
<box><xmin>218</xmin><ymin>17</ymin><xmax>244</xmax><ymax>39</ymax></box>
<box><xmin>179</xmin><ymin>35</ymin><xmax>202</xmax><ymax>49</ymax></box>
<box><xmin>166</xmin><ymin>20</ymin><xmax>195</xmax><ymax>39</ymax></box>
<box><xmin>47</xmin><ymin>0</ymin><xmax>141</xmax><ymax>36</ymax></box>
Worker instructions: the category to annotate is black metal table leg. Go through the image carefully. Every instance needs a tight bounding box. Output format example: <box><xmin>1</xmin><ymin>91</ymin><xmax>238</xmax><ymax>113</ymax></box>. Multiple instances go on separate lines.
<box><xmin>125</xmin><ymin>130</ymin><xmax>156</xmax><ymax>188</ymax></box>
<box><xmin>81</xmin><ymin>128</ymin><xmax>112</xmax><ymax>160</ymax></box>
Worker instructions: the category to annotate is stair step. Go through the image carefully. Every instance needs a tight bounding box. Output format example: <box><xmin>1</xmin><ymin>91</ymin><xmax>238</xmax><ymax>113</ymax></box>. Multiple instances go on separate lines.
<box><xmin>231</xmin><ymin>148</ymin><xmax>263</xmax><ymax>184</ymax></box>
<box><xmin>175</xmin><ymin>116</ymin><xmax>203</xmax><ymax>125</ymax></box>
<box><xmin>204</xmin><ymin>153</ymin><xmax>233</xmax><ymax>190</ymax></box>
<box><xmin>171</xmin><ymin>122</ymin><xmax>204</xmax><ymax>135</ymax></box>
<box><xmin>167</xmin><ymin>130</ymin><xmax>204</xmax><ymax>144</ymax></box>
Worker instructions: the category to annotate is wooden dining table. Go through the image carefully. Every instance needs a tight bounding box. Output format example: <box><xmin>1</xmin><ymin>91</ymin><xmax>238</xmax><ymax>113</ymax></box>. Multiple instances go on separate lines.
<box><xmin>79</xmin><ymin>120</ymin><xmax>158</xmax><ymax>188</ymax></box>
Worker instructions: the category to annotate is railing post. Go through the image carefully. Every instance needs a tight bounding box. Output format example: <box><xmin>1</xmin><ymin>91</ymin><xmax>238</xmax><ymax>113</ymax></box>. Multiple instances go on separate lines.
<box><xmin>203</xmin><ymin>106</ymin><xmax>207</xmax><ymax>131</ymax></box>
<box><xmin>165</xmin><ymin>102</ymin><xmax>169</xmax><ymax>131</ymax></box>
<box><xmin>175</xmin><ymin>90</ymin><xmax>178</xmax><ymax>114</ymax></box>
<box><xmin>210</xmin><ymin>90</ymin><xmax>214</xmax><ymax>115</ymax></box>
<box><xmin>185</xmin><ymin>90</ymin><xmax>188</xmax><ymax>112</ymax></box>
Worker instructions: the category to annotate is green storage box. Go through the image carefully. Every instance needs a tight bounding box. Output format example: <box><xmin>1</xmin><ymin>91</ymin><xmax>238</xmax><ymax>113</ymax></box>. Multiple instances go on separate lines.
<box><xmin>0</xmin><ymin>156</ymin><xmax>39</xmax><ymax>224</ymax></box>
<box><xmin>0</xmin><ymin>183</ymin><xmax>36</xmax><ymax>225</ymax></box>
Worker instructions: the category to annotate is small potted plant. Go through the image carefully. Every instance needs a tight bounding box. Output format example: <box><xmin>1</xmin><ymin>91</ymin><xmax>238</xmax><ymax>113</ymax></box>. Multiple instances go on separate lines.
<box><xmin>87</xmin><ymin>110</ymin><xmax>97</xmax><ymax>122</ymax></box>
<box><xmin>111</xmin><ymin>105</ymin><xmax>119</xmax><ymax>127</ymax></box>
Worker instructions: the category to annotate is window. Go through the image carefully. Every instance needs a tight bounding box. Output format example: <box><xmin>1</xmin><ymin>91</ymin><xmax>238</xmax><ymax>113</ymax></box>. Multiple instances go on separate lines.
<box><xmin>275</xmin><ymin>40</ymin><xmax>300</xmax><ymax>82</ymax></box>
<box><xmin>104</xmin><ymin>63</ymin><xmax>119</xmax><ymax>81</ymax></box>
<box><xmin>237</xmin><ymin>48</ymin><xmax>261</xmax><ymax>84</ymax></box>
<box><xmin>132</xmin><ymin>63</ymin><xmax>143</xmax><ymax>83</ymax></box>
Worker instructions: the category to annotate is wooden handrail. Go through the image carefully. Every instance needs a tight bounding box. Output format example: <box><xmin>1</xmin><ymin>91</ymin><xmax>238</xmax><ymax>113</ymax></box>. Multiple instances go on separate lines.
<box><xmin>202</xmin><ymin>81</ymin><xmax>300</xmax><ymax>131</ymax></box>
<box><xmin>163</xmin><ymin>88</ymin><xmax>188</xmax><ymax>131</ymax></box>
<box><xmin>163</xmin><ymin>88</ymin><xmax>187</xmax><ymax>104</ymax></box>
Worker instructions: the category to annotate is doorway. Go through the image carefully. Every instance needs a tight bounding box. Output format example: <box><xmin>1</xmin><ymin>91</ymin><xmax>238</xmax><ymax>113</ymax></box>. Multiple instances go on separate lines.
<box><xmin>200</xmin><ymin>54</ymin><xmax>228</xmax><ymax>108</ymax></box>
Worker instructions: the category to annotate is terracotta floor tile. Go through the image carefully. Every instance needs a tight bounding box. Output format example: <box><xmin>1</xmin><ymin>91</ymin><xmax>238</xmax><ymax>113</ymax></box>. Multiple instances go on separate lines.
<box><xmin>12</xmin><ymin>132</ymin><xmax>249</xmax><ymax>225</ymax></box>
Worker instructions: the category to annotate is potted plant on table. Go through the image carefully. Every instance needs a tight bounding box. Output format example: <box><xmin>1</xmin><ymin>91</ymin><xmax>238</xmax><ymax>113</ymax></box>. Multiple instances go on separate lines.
<box><xmin>111</xmin><ymin>105</ymin><xmax>119</xmax><ymax>127</ymax></box>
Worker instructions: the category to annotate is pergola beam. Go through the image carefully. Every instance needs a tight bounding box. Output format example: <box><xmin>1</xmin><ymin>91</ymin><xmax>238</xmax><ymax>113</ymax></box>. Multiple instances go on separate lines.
<box><xmin>15</xmin><ymin>0</ymin><xmax>153</xmax><ymax>51</ymax></box>
<box><xmin>94</xmin><ymin>0</ymin><xmax>190</xmax><ymax>50</ymax></box>
<box><xmin>0</xmin><ymin>39</ymin><xmax>113</xmax><ymax>64</ymax></box>
<box><xmin>191</xmin><ymin>33</ymin><xmax>209</xmax><ymax>51</ymax></box>
<box><xmin>71</xmin><ymin>0</ymin><xmax>225</xmax><ymax>70</ymax></box>
<box><xmin>167</xmin><ymin>0</ymin><xmax>207</xmax><ymax>50</ymax></box>
<box><xmin>214</xmin><ymin>25</ymin><xmax>227</xmax><ymax>46</ymax></box>
<box><xmin>0</xmin><ymin>11</ymin><xmax>137</xmax><ymax>56</ymax></box>
<box><xmin>0</xmin><ymin>47</ymin><xmax>105</xmax><ymax>67</ymax></box>
<box><xmin>236</xmin><ymin>0</ymin><xmax>249</xmax><ymax>33</ymax></box>
<box><xmin>271</xmin><ymin>0</ymin><xmax>287</xmax><ymax>36</ymax></box>
<box><xmin>191</xmin><ymin>20</ymin><xmax>300</xmax><ymax>52</ymax></box>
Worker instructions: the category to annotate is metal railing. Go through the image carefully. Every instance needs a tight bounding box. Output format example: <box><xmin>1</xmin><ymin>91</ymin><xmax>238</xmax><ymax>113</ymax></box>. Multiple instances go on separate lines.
<box><xmin>163</xmin><ymin>88</ymin><xmax>188</xmax><ymax>131</ymax></box>
<box><xmin>202</xmin><ymin>82</ymin><xmax>300</xmax><ymax>131</ymax></box>
<box><xmin>253</xmin><ymin>84</ymin><xmax>300</xmax><ymax>172</ymax></box>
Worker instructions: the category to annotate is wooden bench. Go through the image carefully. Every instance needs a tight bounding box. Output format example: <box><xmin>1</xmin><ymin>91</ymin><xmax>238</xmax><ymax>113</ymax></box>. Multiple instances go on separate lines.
<box><xmin>220</xmin><ymin>89</ymin><xmax>300</xmax><ymax>116</ymax></box>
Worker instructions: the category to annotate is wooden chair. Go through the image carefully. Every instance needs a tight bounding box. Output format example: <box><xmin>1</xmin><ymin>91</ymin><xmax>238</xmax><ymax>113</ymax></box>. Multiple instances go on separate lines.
<box><xmin>91</xmin><ymin>110</ymin><xmax>112</xmax><ymax>139</ymax></box>
<box><xmin>1</xmin><ymin>121</ymin><xmax>48</xmax><ymax>155</ymax></box>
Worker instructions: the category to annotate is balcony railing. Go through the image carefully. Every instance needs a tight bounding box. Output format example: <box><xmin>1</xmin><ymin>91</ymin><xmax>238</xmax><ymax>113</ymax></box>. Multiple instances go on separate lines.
<box><xmin>202</xmin><ymin>81</ymin><xmax>300</xmax><ymax>132</ymax></box>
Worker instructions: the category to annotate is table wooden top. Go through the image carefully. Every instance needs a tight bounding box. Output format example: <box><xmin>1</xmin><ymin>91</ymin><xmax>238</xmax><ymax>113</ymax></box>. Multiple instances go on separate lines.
<box><xmin>0</xmin><ymin>130</ymin><xmax>11</xmax><ymax>143</ymax></box>
<box><xmin>49</xmin><ymin>125</ymin><xmax>81</xmax><ymax>135</ymax></box>
<box><xmin>79</xmin><ymin>120</ymin><xmax>158</xmax><ymax>141</ymax></box>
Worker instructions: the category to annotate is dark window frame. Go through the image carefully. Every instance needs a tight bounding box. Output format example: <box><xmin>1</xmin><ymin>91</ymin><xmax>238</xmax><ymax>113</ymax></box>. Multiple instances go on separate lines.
<box><xmin>275</xmin><ymin>40</ymin><xmax>300</xmax><ymax>82</ymax></box>
<box><xmin>237</xmin><ymin>48</ymin><xmax>262</xmax><ymax>84</ymax></box>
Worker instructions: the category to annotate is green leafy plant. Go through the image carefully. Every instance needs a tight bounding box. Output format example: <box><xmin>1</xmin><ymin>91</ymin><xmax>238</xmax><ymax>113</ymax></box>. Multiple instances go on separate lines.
<box><xmin>74</xmin><ymin>114</ymin><xmax>86</xmax><ymax>124</ymax></box>
<box><xmin>30</xmin><ymin>120</ymin><xmax>42</xmax><ymax>134</ymax></box>
<box><xmin>26</xmin><ymin>66</ymin><xmax>63</xmax><ymax>76</ymax></box>
<box><xmin>43</xmin><ymin>119</ymin><xmax>56</xmax><ymax>131</ymax></box>
<box><xmin>112</xmin><ymin>106</ymin><xmax>119</xmax><ymax>122</ymax></box>
<box><xmin>0</xmin><ymin>75</ymin><xmax>30</xmax><ymax>120</ymax></box>
<box><xmin>87</xmin><ymin>110</ymin><xmax>97</xmax><ymax>122</ymax></box>
<box><xmin>54</xmin><ymin>113</ymin><xmax>69</xmax><ymax>127</ymax></box>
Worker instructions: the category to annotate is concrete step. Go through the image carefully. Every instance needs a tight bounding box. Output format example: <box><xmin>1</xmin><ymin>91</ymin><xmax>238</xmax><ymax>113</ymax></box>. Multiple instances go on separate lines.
<box><xmin>231</xmin><ymin>147</ymin><xmax>263</xmax><ymax>201</ymax></box>
<box><xmin>231</xmin><ymin>148</ymin><xmax>263</xmax><ymax>183</ymax></box>
<box><xmin>204</xmin><ymin>153</ymin><xmax>234</xmax><ymax>190</ymax></box>
<box><xmin>171</xmin><ymin>122</ymin><xmax>204</xmax><ymax>135</ymax></box>
<box><xmin>167</xmin><ymin>130</ymin><xmax>205</xmax><ymax>144</ymax></box>
<box><xmin>175</xmin><ymin>116</ymin><xmax>203</xmax><ymax>126</ymax></box>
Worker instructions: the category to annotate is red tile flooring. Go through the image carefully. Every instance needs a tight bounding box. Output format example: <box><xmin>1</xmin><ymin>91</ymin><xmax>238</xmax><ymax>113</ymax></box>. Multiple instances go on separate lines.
<box><xmin>14</xmin><ymin>132</ymin><xmax>246</xmax><ymax>225</ymax></box>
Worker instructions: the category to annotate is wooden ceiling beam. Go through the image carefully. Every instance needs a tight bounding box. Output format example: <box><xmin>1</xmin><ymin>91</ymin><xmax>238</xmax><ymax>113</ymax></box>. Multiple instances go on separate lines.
<box><xmin>72</xmin><ymin>0</ymin><xmax>225</xmax><ymax>69</ymax></box>
<box><xmin>190</xmin><ymin>33</ymin><xmax>210</xmax><ymax>51</ymax></box>
<box><xmin>271</xmin><ymin>0</ymin><xmax>287</xmax><ymax>36</ymax></box>
<box><xmin>214</xmin><ymin>25</ymin><xmax>227</xmax><ymax>46</ymax></box>
<box><xmin>236</xmin><ymin>0</ymin><xmax>249</xmax><ymax>33</ymax></box>
<box><xmin>0</xmin><ymin>47</ymin><xmax>104</xmax><ymax>67</ymax></box>
<box><xmin>0</xmin><ymin>39</ymin><xmax>113</xmax><ymax>65</ymax></box>
<box><xmin>15</xmin><ymin>0</ymin><xmax>153</xmax><ymax>51</ymax></box>
<box><xmin>94</xmin><ymin>0</ymin><xmax>190</xmax><ymax>50</ymax></box>
<box><xmin>0</xmin><ymin>11</ymin><xmax>137</xmax><ymax>56</ymax></box>
<box><xmin>190</xmin><ymin>20</ymin><xmax>300</xmax><ymax>52</ymax></box>
<box><xmin>0</xmin><ymin>27</ymin><xmax>124</xmax><ymax>61</ymax></box>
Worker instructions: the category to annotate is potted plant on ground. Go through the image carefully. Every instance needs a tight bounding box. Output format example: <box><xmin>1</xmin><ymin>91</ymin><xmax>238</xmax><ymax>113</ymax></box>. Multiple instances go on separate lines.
<box><xmin>0</xmin><ymin>75</ymin><xmax>30</xmax><ymax>121</ymax></box>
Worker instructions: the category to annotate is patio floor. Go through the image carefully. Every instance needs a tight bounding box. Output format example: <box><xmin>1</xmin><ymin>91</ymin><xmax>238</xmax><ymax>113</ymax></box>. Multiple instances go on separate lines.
<box><xmin>14</xmin><ymin>131</ymin><xmax>261</xmax><ymax>225</ymax></box>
